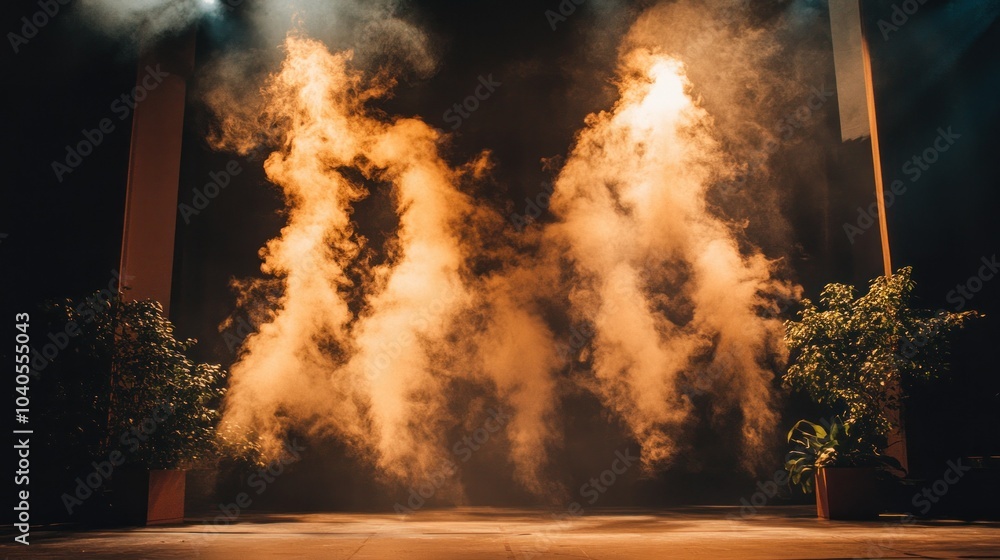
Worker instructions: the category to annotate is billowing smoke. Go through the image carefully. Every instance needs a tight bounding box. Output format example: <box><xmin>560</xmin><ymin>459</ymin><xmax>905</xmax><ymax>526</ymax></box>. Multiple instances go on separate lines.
<box><xmin>545</xmin><ymin>48</ymin><xmax>796</xmax><ymax>472</ymax></box>
<box><xmin>76</xmin><ymin>0</ymin><xmax>438</xmax><ymax>78</ymax></box>
<box><xmin>624</xmin><ymin>0</ymin><xmax>829</xmax><ymax>253</ymax></box>
<box><xmin>459</xmin><ymin>254</ymin><xmax>565</xmax><ymax>494</ymax></box>
<box><xmin>210</xmin><ymin>30</ymin><xmax>565</xmax><ymax>494</ymax></box>
<box><xmin>210</xmin><ymin>34</ymin><xmax>480</xmax><ymax>489</ymax></box>
<box><xmin>207</xmin><ymin>0</ymin><xmax>811</xmax><ymax>497</ymax></box>
<box><xmin>75</xmin><ymin>0</ymin><xmax>216</xmax><ymax>40</ymax></box>
<box><xmin>247</xmin><ymin>0</ymin><xmax>439</xmax><ymax>78</ymax></box>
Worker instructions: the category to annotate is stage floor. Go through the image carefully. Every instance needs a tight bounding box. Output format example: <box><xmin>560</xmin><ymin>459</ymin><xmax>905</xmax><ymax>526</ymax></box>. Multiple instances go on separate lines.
<box><xmin>5</xmin><ymin>507</ymin><xmax>1000</xmax><ymax>559</ymax></box>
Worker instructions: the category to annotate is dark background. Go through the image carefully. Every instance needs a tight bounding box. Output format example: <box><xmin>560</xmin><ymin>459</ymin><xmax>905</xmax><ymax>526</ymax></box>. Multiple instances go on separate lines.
<box><xmin>3</xmin><ymin>0</ymin><xmax>999</xmax><ymax>515</ymax></box>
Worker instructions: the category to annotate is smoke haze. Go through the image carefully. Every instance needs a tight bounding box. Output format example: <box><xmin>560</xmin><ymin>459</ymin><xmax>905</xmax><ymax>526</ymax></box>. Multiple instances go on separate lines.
<box><xmin>546</xmin><ymin>47</ymin><xmax>796</xmax><ymax>471</ymax></box>
<box><xmin>76</xmin><ymin>0</ymin><xmax>213</xmax><ymax>40</ymax></box>
<box><xmin>190</xmin><ymin>0</ymin><xmax>824</xmax><ymax>499</ymax></box>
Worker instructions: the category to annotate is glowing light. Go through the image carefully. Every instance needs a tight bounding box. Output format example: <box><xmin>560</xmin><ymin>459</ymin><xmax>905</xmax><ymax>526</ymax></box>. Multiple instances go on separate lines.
<box><xmin>198</xmin><ymin>0</ymin><xmax>222</xmax><ymax>18</ymax></box>
<box><xmin>546</xmin><ymin>47</ymin><xmax>797</xmax><ymax>472</ymax></box>
<box><xmin>209</xmin><ymin>34</ymin><xmax>795</xmax><ymax>494</ymax></box>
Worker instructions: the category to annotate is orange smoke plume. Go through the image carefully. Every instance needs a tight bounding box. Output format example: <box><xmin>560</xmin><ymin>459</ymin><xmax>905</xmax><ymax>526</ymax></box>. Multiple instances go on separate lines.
<box><xmin>546</xmin><ymin>49</ymin><xmax>796</xmax><ymax>471</ymax></box>
<box><xmin>210</xmin><ymin>24</ymin><xmax>797</xmax><ymax>496</ymax></box>
<box><xmin>213</xmin><ymin>36</ymin><xmax>481</xmax><ymax>487</ymax></box>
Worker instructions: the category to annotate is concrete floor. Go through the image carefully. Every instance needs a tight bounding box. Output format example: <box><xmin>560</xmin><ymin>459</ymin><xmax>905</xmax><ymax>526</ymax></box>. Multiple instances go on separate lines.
<box><xmin>3</xmin><ymin>507</ymin><xmax>999</xmax><ymax>559</ymax></box>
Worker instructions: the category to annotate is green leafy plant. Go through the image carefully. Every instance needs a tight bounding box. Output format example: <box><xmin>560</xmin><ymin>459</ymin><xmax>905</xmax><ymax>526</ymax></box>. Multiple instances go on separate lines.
<box><xmin>785</xmin><ymin>417</ymin><xmax>902</xmax><ymax>493</ymax></box>
<box><xmin>43</xmin><ymin>294</ymin><xmax>227</xmax><ymax>469</ymax></box>
<box><xmin>783</xmin><ymin>267</ymin><xmax>977</xmax><ymax>442</ymax></box>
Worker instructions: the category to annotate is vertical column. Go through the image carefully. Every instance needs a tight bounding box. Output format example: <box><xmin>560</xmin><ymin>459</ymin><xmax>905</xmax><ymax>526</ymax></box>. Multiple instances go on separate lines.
<box><xmin>118</xmin><ymin>31</ymin><xmax>196</xmax><ymax>315</ymax></box>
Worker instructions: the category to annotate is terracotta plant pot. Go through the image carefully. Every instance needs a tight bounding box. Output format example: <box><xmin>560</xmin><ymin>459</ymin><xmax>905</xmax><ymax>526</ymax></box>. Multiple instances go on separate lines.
<box><xmin>815</xmin><ymin>467</ymin><xmax>879</xmax><ymax>520</ymax></box>
<box><xmin>114</xmin><ymin>469</ymin><xmax>186</xmax><ymax>525</ymax></box>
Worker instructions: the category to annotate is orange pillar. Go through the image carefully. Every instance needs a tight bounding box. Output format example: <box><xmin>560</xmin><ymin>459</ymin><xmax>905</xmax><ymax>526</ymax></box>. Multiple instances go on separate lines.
<box><xmin>858</xmin><ymin>0</ymin><xmax>908</xmax><ymax>474</ymax></box>
<box><xmin>118</xmin><ymin>32</ymin><xmax>196</xmax><ymax>315</ymax></box>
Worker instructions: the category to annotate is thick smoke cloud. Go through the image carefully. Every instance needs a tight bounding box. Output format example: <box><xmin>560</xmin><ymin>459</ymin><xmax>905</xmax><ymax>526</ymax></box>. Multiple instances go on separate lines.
<box><xmin>209</xmin><ymin>29</ymin><xmax>566</xmax><ymax>493</ymax></box>
<box><xmin>545</xmin><ymin>48</ymin><xmax>796</xmax><ymax>472</ymax></box>
<box><xmin>76</xmin><ymin>0</ymin><xmax>214</xmax><ymax>40</ymax></box>
<box><xmin>209</xmin><ymin>35</ymin><xmax>482</xmax><ymax>490</ymax></box>
<box><xmin>624</xmin><ymin>0</ymin><xmax>827</xmax><ymax>253</ymax></box>
<box><xmin>202</xmin><ymin>0</ymin><xmax>819</xmax><ymax>498</ymax></box>
<box><xmin>77</xmin><ymin>0</ymin><xmax>437</xmax><ymax>78</ymax></box>
<box><xmin>247</xmin><ymin>0</ymin><xmax>438</xmax><ymax>78</ymax></box>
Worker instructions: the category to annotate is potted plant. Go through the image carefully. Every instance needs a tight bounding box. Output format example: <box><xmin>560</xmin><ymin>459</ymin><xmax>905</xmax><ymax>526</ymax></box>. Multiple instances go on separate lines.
<box><xmin>786</xmin><ymin>418</ymin><xmax>900</xmax><ymax>519</ymax></box>
<box><xmin>42</xmin><ymin>293</ymin><xmax>226</xmax><ymax>525</ymax></box>
<box><xmin>782</xmin><ymin>267</ymin><xmax>977</xmax><ymax>519</ymax></box>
